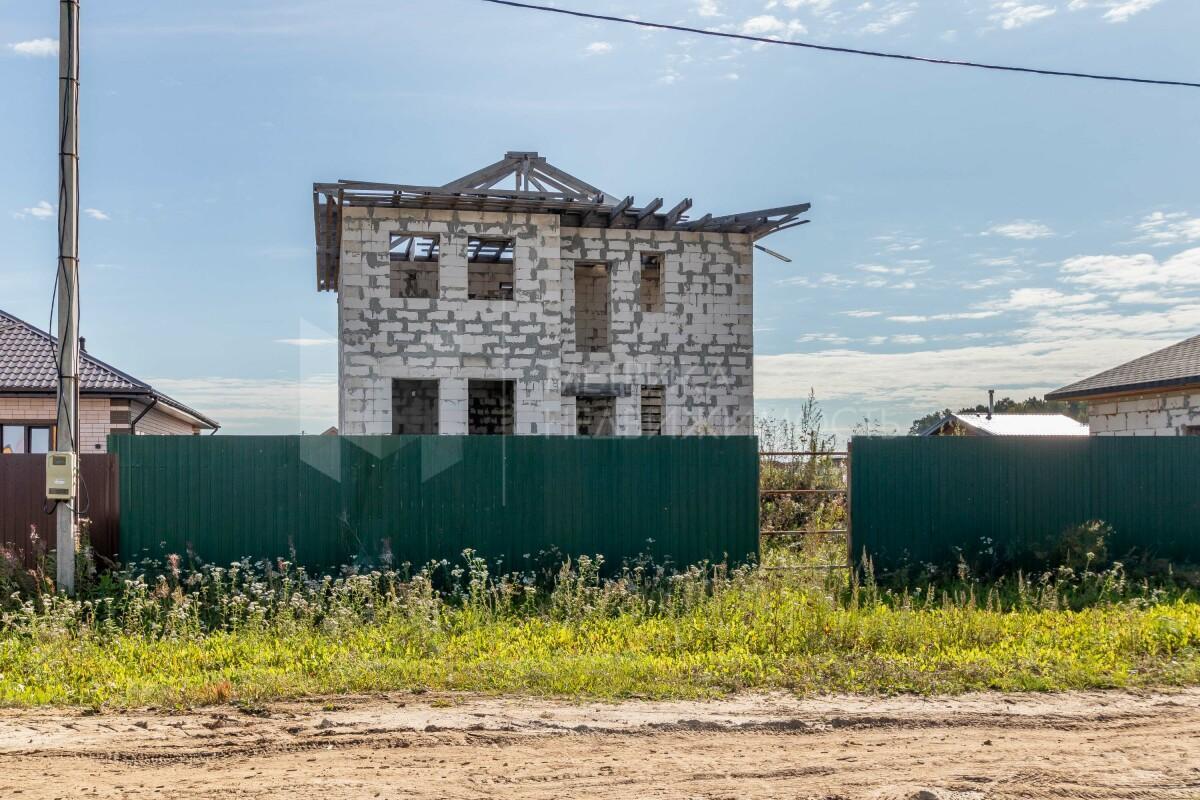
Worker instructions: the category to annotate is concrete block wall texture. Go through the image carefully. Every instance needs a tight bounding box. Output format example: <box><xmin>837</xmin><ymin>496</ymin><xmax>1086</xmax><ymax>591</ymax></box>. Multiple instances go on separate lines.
<box><xmin>337</xmin><ymin>207</ymin><xmax>755</xmax><ymax>437</ymax></box>
<box><xmin>1087</xmin><ymin>389</ymin><xmax>1200</xmax><ymax>436</ymax></box>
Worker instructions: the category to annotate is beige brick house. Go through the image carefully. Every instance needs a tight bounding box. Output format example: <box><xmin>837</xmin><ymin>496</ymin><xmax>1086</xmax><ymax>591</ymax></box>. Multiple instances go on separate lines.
<box><xmin>1046</xmin><ymin>334</ymin><xmax>1200</xmax><ymax>436</ymax></box>
<box><xmin>1</xmin><ymin>309</ymin><xmax>218</xmax><ymax>453</ymax></box>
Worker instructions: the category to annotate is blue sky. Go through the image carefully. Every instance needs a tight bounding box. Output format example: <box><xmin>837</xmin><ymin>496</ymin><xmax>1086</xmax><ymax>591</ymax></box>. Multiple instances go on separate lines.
<box><xmin>2</xmin><ymin>0</ymin><xmax>1198</xmax><ymax>437</ymax></box>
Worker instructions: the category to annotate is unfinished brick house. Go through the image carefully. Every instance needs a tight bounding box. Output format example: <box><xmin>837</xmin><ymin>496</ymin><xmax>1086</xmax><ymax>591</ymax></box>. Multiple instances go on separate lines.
<box><xmin>313</xmin><ymin>152</ymin><xmax>809</xmax><ymax>436</ymax></box>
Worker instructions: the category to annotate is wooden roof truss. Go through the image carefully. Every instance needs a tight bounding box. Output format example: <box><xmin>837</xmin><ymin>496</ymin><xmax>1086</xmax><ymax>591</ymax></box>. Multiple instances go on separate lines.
<box><xmin>314</xmin><ymin>151</ymin><xmax>809</xmax><ymax>291</ymax></box>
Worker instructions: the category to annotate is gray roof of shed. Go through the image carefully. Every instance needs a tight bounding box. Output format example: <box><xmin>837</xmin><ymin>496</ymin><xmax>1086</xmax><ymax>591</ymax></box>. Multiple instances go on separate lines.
<box><xmin>0</xmin><ymin>308</ymin><xmax>218</xmax><ymax>428</ymax></box>
<box><xmin>1046</xmin><ymin>334</ymin><xmax>1200</xmax><ymax>401</ymax></box>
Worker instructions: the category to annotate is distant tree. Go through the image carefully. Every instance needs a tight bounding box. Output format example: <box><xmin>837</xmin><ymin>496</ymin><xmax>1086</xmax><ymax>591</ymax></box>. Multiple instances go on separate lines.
<box><xmin>909</xmin><ymin>408</ymin><xmax>956</xmax><ymax>436</ymax></box>
<box><xmin>908</xmin><ymin>396</ymin><xmax>1089</xmax><ymax>435</ymax></box>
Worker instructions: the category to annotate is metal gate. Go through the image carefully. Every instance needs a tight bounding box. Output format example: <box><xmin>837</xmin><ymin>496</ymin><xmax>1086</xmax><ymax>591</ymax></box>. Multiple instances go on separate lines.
<box><xmin>758</xmin><ymin>447</ymin><xmax>850</xmax><ymax>571</ymax></box>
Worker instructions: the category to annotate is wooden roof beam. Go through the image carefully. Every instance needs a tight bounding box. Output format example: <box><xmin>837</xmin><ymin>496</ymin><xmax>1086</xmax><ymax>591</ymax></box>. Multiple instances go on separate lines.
<box><xmin>635</xmin><ymin>198</ymin><xmax>663</xmax><ymax>228</ymax></box>
<box><xmin>664</xmin><ymin>198</ymin><xmax>692</xmax><ymax>227</ymax></box>
<box><xmin>441</xmin><ymin>156</ymin><xmax>519</xmax><ymax>191</ymax></box>
<box><xmin>606</xmin><ymin>196</ymin><xmax>634</xmax><ymax>227</ymax></box>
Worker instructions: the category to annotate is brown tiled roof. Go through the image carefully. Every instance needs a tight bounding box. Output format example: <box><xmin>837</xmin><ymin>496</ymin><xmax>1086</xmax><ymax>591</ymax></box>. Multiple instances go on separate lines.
<box><xmin>1046</xmin><ymin>334</ymin><xmax>1200</xmax><ymax>401</ymax></box>
<box><xmin>0</xmin><ymin>308</ymin><xmax>218</xmax><ymax>428</ymax></box>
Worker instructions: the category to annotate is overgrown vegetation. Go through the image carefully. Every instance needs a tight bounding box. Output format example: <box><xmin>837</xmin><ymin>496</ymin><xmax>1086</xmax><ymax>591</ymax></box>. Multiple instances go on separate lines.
<box><xmin>0</xmin><ymin>542</ymin><xmax>1197</xmax><ymax>708</ymax></box>
<box><xmin>756</xmin><ymin>398</ymin><xmax>847</xmax><ymax>569</ymax></box>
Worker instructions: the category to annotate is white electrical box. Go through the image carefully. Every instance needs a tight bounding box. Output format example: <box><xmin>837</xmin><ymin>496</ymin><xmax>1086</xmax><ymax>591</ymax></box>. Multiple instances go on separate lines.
<box><xmin>46</xmin><ymin>451</ymin><xmax>77</xmax><ymax>501</ymax></box>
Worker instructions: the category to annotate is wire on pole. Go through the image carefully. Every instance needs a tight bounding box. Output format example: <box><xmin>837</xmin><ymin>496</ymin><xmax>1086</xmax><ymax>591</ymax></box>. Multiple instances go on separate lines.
<box><xmin>477</xmin><ymin>0</ymin><xmax>1200</xmax><ymax>89</ymax></box>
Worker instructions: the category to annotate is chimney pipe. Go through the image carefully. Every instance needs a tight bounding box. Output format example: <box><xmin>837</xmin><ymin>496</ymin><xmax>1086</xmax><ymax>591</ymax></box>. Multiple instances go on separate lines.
<box><xmin>988</xmin><ymin>389</ymin><xmax>995</xmax><ymax>420</ymax></box>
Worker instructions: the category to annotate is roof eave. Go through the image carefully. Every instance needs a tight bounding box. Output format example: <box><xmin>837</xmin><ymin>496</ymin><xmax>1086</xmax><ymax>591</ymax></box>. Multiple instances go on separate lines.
<box><xmin>1046</xmin><ymin>376</ymin><xmax>1200</xmax><ymax>402</ymax></box>
<box><xmin>147</xmin><ymin>392</ymin><xmax>220</xmax><ymax>430</ymax></box>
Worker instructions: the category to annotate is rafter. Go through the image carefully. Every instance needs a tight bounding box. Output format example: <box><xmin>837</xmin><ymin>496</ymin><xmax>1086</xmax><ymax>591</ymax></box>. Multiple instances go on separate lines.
<box><xmin>664</xmin><ymin>198</ymin><xmax>692</xmax><ymax>227</ymax></box>
<box><xmin>314</xmin><ymin>155</ymin><xmax>811</xmax><ymax>291</ymax></box>
<box><xmin>607</xmin><ymin>196</ymin><xmax>634</xmax><ymax>227</ymax></box>
<box><xmin>635</xmin><ymin>198</ymin><xmax>663</xmax><ymax>228</ymax></box>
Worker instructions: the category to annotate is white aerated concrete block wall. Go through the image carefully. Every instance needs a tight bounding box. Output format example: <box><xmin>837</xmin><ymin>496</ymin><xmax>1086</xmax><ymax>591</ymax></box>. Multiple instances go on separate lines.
<box><xmin>1087</xmin><ymin>390</ymin><xmax>1200</xmax><ymax>436</ymax></box>
<box><xmin>337</xmin><ymin>208</ymin><xmax>754</xmax><ymax>437</ymax></box>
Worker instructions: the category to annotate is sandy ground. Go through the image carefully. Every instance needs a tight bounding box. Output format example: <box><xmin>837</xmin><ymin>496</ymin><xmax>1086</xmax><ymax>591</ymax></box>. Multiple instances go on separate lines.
<box><xmin>1</xmin><ymin>690</ymin><xmax>1199</xmax><ymax>799</ymax></box>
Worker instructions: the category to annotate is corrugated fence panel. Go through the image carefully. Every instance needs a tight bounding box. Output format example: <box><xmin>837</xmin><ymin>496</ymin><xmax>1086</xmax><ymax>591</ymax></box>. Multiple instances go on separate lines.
<box><xmin>0</xmin><ymin>454</ymin><xmax>118</xmax><ymax>567</ymax></box>
<box><xmin>850</xmin><ymin>436</ymin><xmax>1200</xmax><ymax>572</ymax></box>
<box><xmin>110</xmin><ymin>435</ymin><xmax>759</xmax><ymax>571</ymax></box>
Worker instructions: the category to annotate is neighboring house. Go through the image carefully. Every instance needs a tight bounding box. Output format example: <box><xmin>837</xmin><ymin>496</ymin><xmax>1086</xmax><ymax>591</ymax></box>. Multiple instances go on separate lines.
<box><xmin>0</xmin><ymin>309</ymin><xmax>218</xmax><ymax>453</ymax></box>
<box><xmin>918</xmin><ymin>412</ymin><xmax>1089</xmax><ymax>437</ymax></box>
<box><xmin>313</xmin><ymin>151</ymin><xmax>809</xmax><ymax>436</ymax></box>
<box><xmin>1046</xmin><ymin>334</ymin><xmax>1200</xmax><ymax>436</ymax></box>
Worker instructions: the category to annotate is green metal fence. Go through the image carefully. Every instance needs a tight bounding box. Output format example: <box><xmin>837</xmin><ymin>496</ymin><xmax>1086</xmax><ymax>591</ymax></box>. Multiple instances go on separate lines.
<box><xmin>850</xmin><ymin>436</ymin><xmax>1200</xmax><ymax>572</ymax></box>
<box><xmin>110</xmin><ymin>435</ymin><xmax>759</xmax><ymax>571</ymax></box>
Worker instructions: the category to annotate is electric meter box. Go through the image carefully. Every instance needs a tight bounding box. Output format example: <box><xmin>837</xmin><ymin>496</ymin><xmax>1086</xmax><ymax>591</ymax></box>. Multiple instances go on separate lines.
<box><xmin>46</xmin><ymin>451</ymin><xmax>78</xmax><ymax>501</ymax></box>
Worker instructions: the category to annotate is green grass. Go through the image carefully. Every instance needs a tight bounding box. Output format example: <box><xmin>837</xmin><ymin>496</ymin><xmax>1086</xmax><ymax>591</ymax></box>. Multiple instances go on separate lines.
<box><xmin>1</xmin><ymin>551</ymin><xmax>1198</xmax><ymax>708</ymax></box>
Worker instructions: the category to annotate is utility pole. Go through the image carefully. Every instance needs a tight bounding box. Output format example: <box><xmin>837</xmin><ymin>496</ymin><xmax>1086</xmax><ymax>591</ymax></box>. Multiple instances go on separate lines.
<box><xmin>55</xmin><ymin>0</ymin><xmax>81</xmax><ymax>595</ymax></box>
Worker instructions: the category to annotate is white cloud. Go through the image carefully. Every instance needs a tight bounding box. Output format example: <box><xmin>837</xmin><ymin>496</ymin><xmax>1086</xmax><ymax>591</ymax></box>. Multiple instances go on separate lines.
<box><xmin>1102</xmin><ymin>0</ymin><xmax>1162</xmax><ymax>22</ymax></box>
<box><xmin>84</xmin><ymin>208</ymin><xmax>110</xmax><ymax>221</ymax></box>
<box><xmin>1060</xmin><ymin>247</ymin><xmax>1200</xmax><ymax>291</ymax></box>
<box><xmin>741</xmin><ymin>15</ymin><xmax>784</xmax><ymax>34</ymax></box>
<box><xmin>9</xmin><ymin>38</ymin><xmax>58</xmax><ymax>57</ymax></box>
<box><xmin>276</xmin><ymin>337</ymin><xmax>337</xmax><ymax>347</ymax></box>
<box><xmin>989</xmin><ymin>2</ymin><xmax>1057</xmax><ymax>29</ymax></box>
<box><xmin>770</xmin><ymin>0</ymin><xmax>839</xmax><ymax>12</ymax></box>
<box><xmin>1026</xmin><ymin>303</ymin><xmax>1200</xmax><ymax>340</ymax></box>
<box><xmin>755</xmin><ymin>336</ymin><xmax>1180</xmax><ymax>410</ymax></box>
<box><xmin>149</xmin><ymin>375</ymin><xmax>337</xmax><ymax>434</ymax></box>
<box><xmin>842</xmin><ymin>310</ymin><xmax>882</xmax><ymax>318</ymax></box>
<box><xmin>861</xmin><ymin>3</ymin><xmax>916</xmax><ymax>34</ymax></box>
<box><xmin>722</xmin><ymin>72</ymin><xmax>740</xmax><ymax>81</ymax></box>
<box><xmin>1134</xmin><ymin>211</ymin><xmax>1200</xmax><ymax>247</ymax></box>
<box><xmin>887</xmin><ymin>311</ymin><xmax>1001</xmax><ymax>323</ymax></box>
<box><xmin>584</xmin><ymin>41</ymin><xmax>613</xmax><ymax>56</ymax></box>
<box><xmin>1115</xmin><ymin>290</ymin><xmax>1181</xmax><ymax>305</ymax></box>
<box><xmin>797</xmin><ymin>332</ymin><xmax>851</xmax><ymax>344</ymax></box>
<box><xmin>740</xmin><ymin>16</ymin><xmax>807</xmax><ymax>36</ymax></box>
<box><xmin>694</xmin><ymin>0</ymin><xmax>722</xmax><ymax>18</ymax></box>
<box><xmin>874</xmin><ymin>234</ymin><xmax>924</xmax><ymax>253</ymax></box>
<box><xmin>983</xmin><ymin>220</ymin><xmax>1055</xmax><ymax>240</ymax></box>
<box><xmin>781</xmin><ymin>271</ymin><xmax>922</xmax><ymax>291</ymax></box>
<box><xmin>979</xmin><ymin>286</ymin><xmax>1103</xmax><ymax>312</ymax></box>
<box><xmin>1069</xmin><ymin>0</ymin><xmax>1162</xmax><ymax>22</ymax></box>
<box><xmin>14</xmin><ymin>201</ymin><xmax>54</xmax><ymax>220</ymax></box>
<box><xmin>891</xmin><ymin>334</ymin><xmax>926</xmax><ymax>344</ymax></box>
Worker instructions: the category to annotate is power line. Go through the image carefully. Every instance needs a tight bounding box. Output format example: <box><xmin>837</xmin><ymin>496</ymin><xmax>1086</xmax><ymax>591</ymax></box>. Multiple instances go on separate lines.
<box><xmin>476</xmin><ymin>0</ymin><xmax>1200</xmax><ymax>89</ymax></box>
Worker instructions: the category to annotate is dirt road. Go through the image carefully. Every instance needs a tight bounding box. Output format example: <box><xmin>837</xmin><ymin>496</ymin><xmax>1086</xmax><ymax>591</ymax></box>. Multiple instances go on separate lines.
<box><xmin>1</xmin><ymin>689</ymin><xmax>1198</xmax><ymax>799</ymax></box>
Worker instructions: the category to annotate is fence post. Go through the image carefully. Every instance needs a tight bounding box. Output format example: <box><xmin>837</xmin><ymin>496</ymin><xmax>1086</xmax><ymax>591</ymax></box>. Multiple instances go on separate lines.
<box><xmin>845</xmin><ymin>438</ymin><xmax>853</xmax><ymax>571</ymax></box>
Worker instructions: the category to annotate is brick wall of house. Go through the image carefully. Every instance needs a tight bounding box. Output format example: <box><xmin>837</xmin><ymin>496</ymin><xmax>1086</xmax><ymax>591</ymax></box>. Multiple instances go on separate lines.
<box><xmin>0</xmin><ymin>395</ymin><xmax>200</xmax><ymax>452</ymax></box>
<box><xmin>1088</xmin><ymin>389</ymin><xmax>1200</xmax><ymax>436</ymax></box>
<box><xmin>0</xmin><ymin>395</ymin><xmax>114</xmax><ymax>452</ymax></box>
<box><xmin>131</xmin><ymin>402</ymin><xmax>200</xmax><ymax>437</ymax></box>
